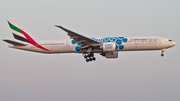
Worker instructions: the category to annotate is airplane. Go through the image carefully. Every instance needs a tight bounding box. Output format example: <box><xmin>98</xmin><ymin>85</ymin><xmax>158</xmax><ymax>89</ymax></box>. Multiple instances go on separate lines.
<box><xmin>3</xmin><ymin>20</ymin><xmax>176</xmax><ymax>62</ymax></box>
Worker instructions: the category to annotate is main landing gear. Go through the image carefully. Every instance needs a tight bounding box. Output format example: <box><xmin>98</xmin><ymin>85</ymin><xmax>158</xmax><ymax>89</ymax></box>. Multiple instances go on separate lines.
<box><xmin>84</xmin><ymin>53</ymin><xmax>96</xmax><ymax>62</ymax></box>
<box><xmin>161</xmin><ymin>49</ymin><xmax>166</xmax><ymax>57</ymax></box>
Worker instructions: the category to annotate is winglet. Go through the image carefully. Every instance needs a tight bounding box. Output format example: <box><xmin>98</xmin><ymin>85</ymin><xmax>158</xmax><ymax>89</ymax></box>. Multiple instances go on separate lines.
<box><xmin>55</xmin><ymin>25</ymin><xmax>62</xmax><ymax>28</ymax></box>
<box><xmin>55</xmin><ymin>25</ymin><xmax>70</xmax><ymax>33</ymax></box>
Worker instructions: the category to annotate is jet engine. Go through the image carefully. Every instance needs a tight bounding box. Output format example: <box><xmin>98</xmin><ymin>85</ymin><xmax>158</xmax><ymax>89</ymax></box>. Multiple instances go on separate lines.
<box><xmin>100</xmin><ymin>42</ymin><xmax>116</xmax><ymax>52</ymax></box>
<box><xmin>100</xmin><ymin>51</ymin><xmax>118</xmax><ymax>58</ymax></box>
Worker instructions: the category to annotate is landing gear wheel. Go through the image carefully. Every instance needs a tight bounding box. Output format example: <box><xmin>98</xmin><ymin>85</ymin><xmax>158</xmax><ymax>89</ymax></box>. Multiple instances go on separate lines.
<box><xmin>84</xmin><ymin>55</ymin><xmax>88</xmax><ymax>58</ymax></box>
<box><xmin>161</xmin><ymin>49</ymin><xmax>166</xmax><ymax>57</ymax></box>
<box><xmin>86</xmin><ymin>59</ymin><xmax>89</xmax><ymax>62</ymax></box>
<box><xmin>83</xmin><ymin>53</ymin><xmax>96</xmax><ymax>62</ymax></box>
<box><xmin>92</xmin><ymin>57</ymin><xmax>96</xmax><ymax>61</ymax></box>
<box><xmin>89</xmin><ymin>58</ymin><xmax>92</xmax><ymax>61</ymax></box>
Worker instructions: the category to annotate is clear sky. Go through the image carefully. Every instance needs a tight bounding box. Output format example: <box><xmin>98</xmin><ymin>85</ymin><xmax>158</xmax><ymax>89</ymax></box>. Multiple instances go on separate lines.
<box><xmin>0</xmin><ymin>0</ymin><xmax>180</xmax><ymax>101</ymax></box>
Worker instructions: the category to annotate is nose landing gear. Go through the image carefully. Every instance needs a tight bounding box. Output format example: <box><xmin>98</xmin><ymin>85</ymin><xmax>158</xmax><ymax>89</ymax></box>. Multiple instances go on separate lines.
<box><xmin>84</xmin><ymin>53</ymin><xmax>96</xmax><ymax>62</ymax></box>
<box><xmin>161</xmin><ymin>53</ymin><xmax>164</xmax><ymax>57</ymax></box>
<box><xmin>161</xmin><ymin>49</ymin><xmax>166</xmax><ymax>57</ymax></box>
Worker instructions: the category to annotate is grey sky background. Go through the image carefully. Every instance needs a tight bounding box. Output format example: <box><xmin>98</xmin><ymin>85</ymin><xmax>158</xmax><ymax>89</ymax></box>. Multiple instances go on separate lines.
<box><xmin>0</xmin><ymin>0</ymin><xmax>180</xmax><ymax>101</ymax></box>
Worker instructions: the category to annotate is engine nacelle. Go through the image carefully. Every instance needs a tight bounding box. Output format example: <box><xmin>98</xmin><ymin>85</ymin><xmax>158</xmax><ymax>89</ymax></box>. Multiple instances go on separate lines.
<box><xmin>100</xmin><ymin>42</ymin><xmax>116</xmax><ymax>52</ymax></box>
<box><xmin>105</xmin><ymin>51</ymin><xmax>118</xmax><ymax>58</ymax></box>
<box><xmin>100</xmin><ymin>51</ymin><xmax>118</xmax><ymax>58</ymax></box>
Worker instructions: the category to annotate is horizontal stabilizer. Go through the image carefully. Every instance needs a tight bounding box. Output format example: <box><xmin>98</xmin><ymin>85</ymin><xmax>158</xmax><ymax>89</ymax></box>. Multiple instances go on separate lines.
<box><xmin>3</xmin><ymin>39</ymin><xmax>27</xmax><ymax>46</ymax></box>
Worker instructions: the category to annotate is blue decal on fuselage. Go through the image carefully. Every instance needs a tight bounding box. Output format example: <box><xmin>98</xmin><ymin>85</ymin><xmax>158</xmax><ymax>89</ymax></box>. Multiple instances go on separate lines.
<box><xmin>71</xmin><ymin>40</ymin><xmax>76</xmax><ymax>44</ymax></box>
<box><xmin>116</xmin><ymin>39</ymin><xmax>122</xmax><ymax>45</ymax></box>
<box><xmin>119</xmin><ymin>45</ymin><xmax>124</xmax><ymax>49</ymax></box>
<box><xmin>75</xmin><ymin>37</ymin><xmax>127</xmax><ymax>51</ymax></box>
<box><xmin>75</xmin><ymin>46</ymin><xmax>81</xmax><ymax>51</ymax></box>
<box><xmin>77</xmin><ymin>43</ymin><xmax>82</xmax><ymax>46</ymax></box>
<box><xmin>122</xmin><ymin>38</ymin><xmax>127</xmax><ymax>43</ymax></box>
<box><xmin>91</xmin><ymin>37</ymin><xmax>127</xmax><ymax>50</ymax></box>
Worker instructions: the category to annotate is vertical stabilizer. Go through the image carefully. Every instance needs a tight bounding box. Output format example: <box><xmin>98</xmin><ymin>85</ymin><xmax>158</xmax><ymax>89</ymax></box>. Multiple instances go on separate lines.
<box><xmin>7</xmin><ymin>20</ymin><xmax>50</xmax><ymax>51</ymax></box>
<box><xmin>8</xmin><ymin>20</ymin><xmax>30</xmax><ymax>43</ymax></box>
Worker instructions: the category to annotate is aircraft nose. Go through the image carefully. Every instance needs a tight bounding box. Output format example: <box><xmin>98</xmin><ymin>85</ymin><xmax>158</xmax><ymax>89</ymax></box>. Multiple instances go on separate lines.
<box><xmin>172</xmin><ymin>42</ymin><xmax>176</xmax><ymax>46</ymax></box>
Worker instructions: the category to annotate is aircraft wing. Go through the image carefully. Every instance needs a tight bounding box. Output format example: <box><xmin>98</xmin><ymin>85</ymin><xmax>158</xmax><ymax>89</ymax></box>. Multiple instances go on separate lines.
<box><xmin>55</xmin><ymin>25</ymin><xmax>101</xmax><ymax>48</ymax></box>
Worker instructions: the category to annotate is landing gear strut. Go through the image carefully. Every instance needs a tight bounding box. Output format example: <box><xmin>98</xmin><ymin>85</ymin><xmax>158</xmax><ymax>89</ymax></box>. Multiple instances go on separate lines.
<box><xmin>84</xmin><ymin>53</ymin><xmax>96</xmax><ymax>62</ymax></box>
<box><xmin>161</xmin><ymin>49</ymin><xmax>166</xmax><ymax>57</ymax></box>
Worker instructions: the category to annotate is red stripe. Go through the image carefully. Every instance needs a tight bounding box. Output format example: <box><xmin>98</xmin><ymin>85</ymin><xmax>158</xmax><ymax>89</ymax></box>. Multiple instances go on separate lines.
<box><xmin>19</xmin><ymin>29</ymin><xmax>50</xmax><ymax>51</ymax></box>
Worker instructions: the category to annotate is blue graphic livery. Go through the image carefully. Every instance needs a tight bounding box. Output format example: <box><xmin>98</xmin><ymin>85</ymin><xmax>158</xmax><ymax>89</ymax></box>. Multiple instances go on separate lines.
<box><xmin>71</xmin><ymin>37</ymin><xmax>128</xmax><ymax>51</ymax></box>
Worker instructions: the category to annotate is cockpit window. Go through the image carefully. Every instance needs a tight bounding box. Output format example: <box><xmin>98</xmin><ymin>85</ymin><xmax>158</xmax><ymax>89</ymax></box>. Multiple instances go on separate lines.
<box><xmin>169</xmin><ymin>40</ymin><xmax>173</xmax><ymax>41</ymax></box>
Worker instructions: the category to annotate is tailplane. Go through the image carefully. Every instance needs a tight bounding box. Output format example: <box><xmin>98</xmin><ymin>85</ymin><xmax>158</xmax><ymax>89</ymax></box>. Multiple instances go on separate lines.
<box><xmin>3</xmin><ymin>39</ymin><xmax>27</xmax><ymax>46</ymax></box>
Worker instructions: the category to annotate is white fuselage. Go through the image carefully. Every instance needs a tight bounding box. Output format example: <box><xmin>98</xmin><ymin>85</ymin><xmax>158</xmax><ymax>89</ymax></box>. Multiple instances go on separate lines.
<box><xmin>8</xmin><ymin>37</ymin><xmax>176</xmax><ymax>54</ymax></box>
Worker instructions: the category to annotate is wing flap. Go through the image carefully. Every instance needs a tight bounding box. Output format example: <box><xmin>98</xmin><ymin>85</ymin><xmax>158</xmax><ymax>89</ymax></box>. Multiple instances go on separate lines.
<box><xmin>3</xmin><ymin>39</ymin><xmax>27</xmax><ymax>46</ymax></box>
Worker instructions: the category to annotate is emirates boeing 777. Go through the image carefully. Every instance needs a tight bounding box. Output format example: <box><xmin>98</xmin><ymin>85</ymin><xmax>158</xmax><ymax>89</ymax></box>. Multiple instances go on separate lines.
<box><xmin>3</xmin><ymin>20</ymin><xmax>176</xmax><ymax>62</ymax></box>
